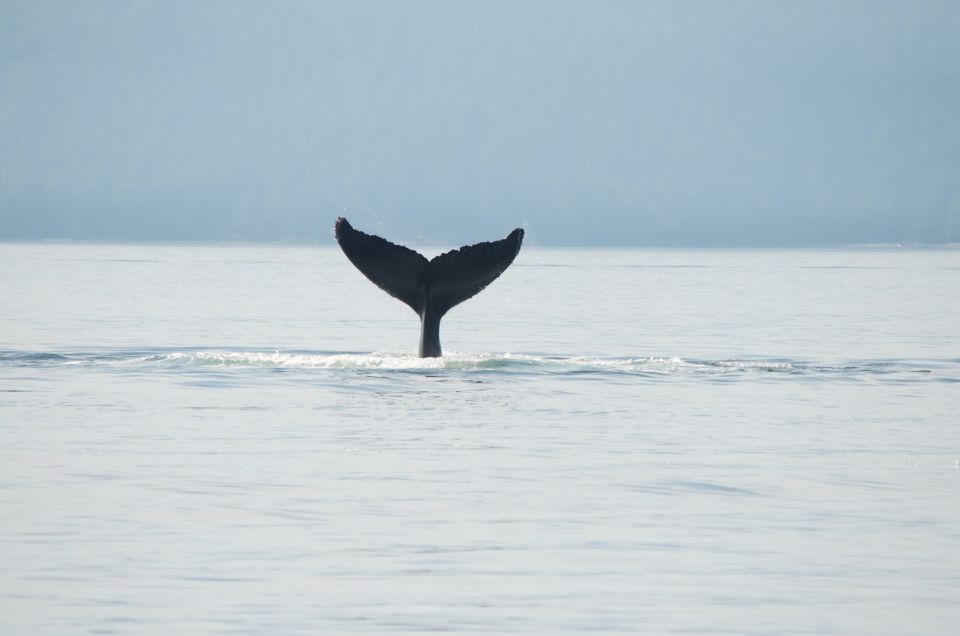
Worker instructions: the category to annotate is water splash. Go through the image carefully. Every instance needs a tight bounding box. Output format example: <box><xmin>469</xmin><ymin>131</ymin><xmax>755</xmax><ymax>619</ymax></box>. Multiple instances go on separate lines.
<box><xmin>116</xmin><ymin>350</ymin><xmax>798</xmax><ymax>375</ymax></box>
<box><xmin>1</xmin><ymin>349</ymin><xmax>953</xmax><ymax>382</ymax></box>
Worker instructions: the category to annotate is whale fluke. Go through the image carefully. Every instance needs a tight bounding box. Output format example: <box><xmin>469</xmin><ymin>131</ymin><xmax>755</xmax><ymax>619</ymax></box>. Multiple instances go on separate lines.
<box><xmin>334</xmin><ymin>217</ymin><xmax>524</xmax><ymax>357</ymax></box>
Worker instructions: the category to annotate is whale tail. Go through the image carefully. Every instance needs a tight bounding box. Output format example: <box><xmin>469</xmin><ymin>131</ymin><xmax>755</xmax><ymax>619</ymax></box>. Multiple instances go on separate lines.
<box><xmin>334</xmin><ymin>217</ymin><xmax>524</xmax><ymax>357</ymax></box>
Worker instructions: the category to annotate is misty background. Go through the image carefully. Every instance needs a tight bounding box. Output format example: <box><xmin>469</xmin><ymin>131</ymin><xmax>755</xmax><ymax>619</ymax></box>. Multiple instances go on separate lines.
<box><xmin>1</xmin><ymin>0</ymin><xmax>958</xmax><ymax>246</ymax></box>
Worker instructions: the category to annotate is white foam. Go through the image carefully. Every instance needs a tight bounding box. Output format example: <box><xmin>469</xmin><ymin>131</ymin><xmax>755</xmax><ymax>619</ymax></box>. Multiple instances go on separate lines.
<box><xmin>127</xmin><ymin>350</ymin><xmax>793</xmax><ymax>374</ymax></box>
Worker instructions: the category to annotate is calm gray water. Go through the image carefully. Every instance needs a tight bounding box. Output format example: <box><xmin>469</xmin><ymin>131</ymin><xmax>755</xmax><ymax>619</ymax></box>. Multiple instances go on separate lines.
<box><xmin>2</xmin><ymin>243</ymin><xmax>959</xmax><ymax>635</ymax></box>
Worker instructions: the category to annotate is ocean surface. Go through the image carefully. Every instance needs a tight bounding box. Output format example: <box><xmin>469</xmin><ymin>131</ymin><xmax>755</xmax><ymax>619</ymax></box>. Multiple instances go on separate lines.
<box><xmin>2</xmin><ymin>242</ymin><xmax>958</xmax><ymax>635</ymax></box>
